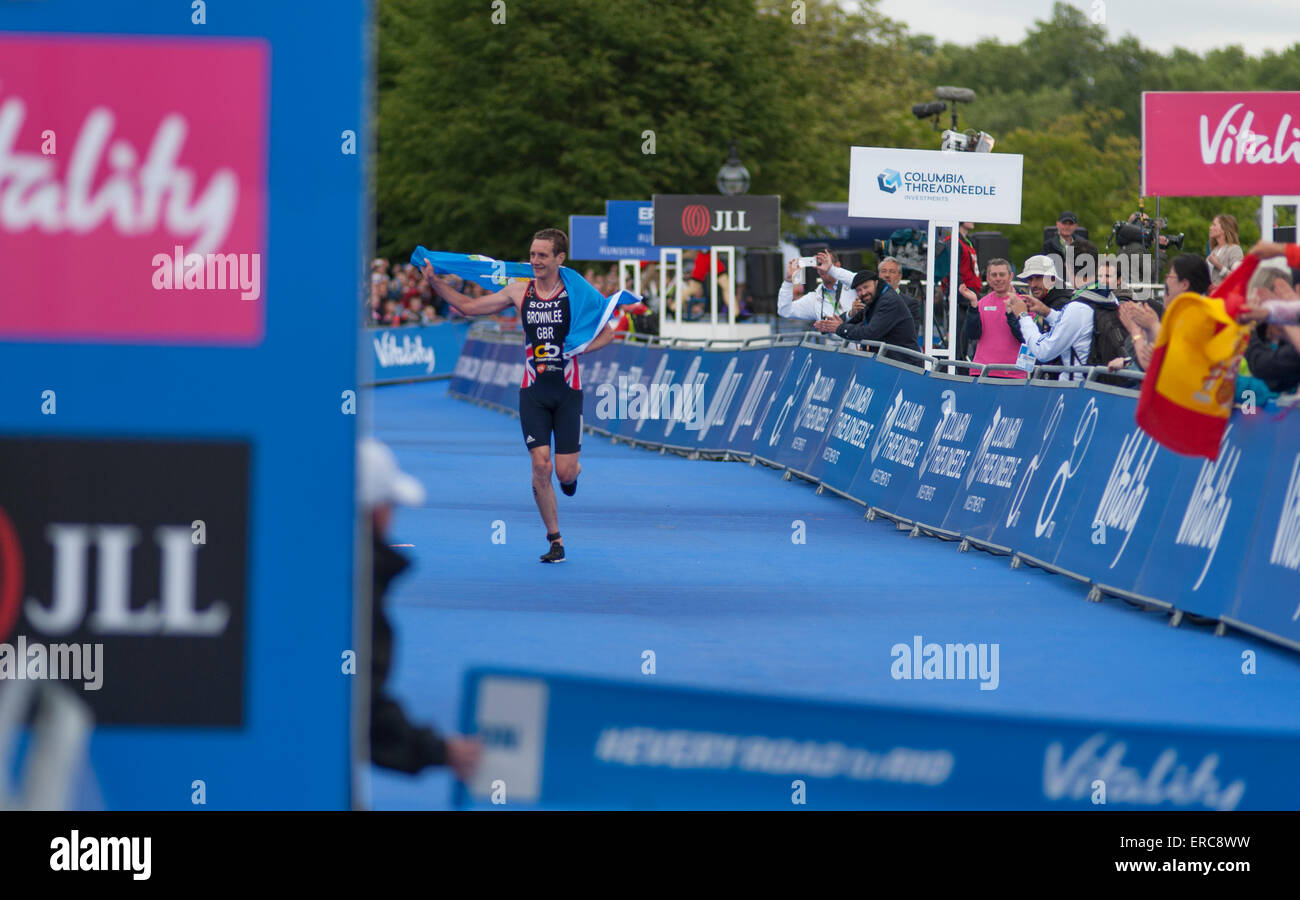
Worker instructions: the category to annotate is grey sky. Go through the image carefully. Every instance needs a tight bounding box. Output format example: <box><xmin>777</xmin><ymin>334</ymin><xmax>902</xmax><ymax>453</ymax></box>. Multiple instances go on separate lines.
<box><xmin>874</xmin><ymin>0</ymin><xmax>1300</xmax><ymax>55</ymax></box>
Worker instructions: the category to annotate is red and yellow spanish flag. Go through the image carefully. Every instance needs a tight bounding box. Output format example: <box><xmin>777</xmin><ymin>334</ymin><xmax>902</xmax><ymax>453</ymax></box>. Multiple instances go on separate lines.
<box><xmin>1135</xmin><ymin>257</ymin><xmax>1258</xmax><ymax>459</ymax></box>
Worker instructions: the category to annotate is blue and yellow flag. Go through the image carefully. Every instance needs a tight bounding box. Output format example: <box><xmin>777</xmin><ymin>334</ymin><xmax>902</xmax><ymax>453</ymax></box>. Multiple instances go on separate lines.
<box><xmin>411</xmin><ymin>246</ymin><xmax>629</xmax><ymax>358</ymax></box>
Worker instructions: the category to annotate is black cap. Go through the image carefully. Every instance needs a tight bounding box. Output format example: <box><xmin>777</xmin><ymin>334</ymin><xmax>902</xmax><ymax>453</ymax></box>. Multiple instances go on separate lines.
<box><xmin>852</xmin><ymin>270</ymin><xmax>878</xmax><ymax>288</ymax></box>
<box><xmin>1058</xmin><ymin>211</ymin><xmax>1078</xmax><ymax>224</ymax></box>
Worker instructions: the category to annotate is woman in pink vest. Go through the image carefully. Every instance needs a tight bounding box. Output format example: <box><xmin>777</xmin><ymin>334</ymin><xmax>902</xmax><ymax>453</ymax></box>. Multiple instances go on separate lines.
<box><xmin>960</xmin><ymin>258</ymin><xmax>1027</xmax><ymax>379</ymax></box>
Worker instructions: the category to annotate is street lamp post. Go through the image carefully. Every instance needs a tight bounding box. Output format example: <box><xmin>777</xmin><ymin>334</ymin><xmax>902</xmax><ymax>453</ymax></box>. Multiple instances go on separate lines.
<box><xmin>716</xmin><ymin>140</ymin><xmax>750</xmax><ymax>196</ymax></box>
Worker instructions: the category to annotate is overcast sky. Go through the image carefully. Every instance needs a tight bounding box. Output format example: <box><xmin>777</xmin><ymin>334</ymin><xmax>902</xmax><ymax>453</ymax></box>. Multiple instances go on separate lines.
<box><xmin>874</xmin><ymin>0</ymin><xmax>1299</xmax><ymax>55</ymax></box>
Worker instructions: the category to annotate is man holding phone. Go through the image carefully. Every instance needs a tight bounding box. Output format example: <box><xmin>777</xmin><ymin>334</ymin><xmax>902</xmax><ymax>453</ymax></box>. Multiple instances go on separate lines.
<box><xmin>777</xmin><ymin>249</ymin><xmax>857</xmax><ymax>321</ymax></box>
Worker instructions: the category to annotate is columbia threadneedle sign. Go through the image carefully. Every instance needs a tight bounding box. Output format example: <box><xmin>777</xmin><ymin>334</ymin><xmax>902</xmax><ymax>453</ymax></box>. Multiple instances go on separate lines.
<box><xmin>849</xmin><ymin>147</ymin><xmax>1024</xmax><ymax>224</ymax></box>
<box><xmin>652</xmin><ymin>194</ymin><xmax>781</xmax><ymax>247</ymax></box>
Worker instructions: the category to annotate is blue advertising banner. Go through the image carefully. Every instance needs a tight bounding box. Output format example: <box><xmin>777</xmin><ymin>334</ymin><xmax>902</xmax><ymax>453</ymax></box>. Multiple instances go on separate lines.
<box><xmin>568</xmin><ymin>215</ymin><xmax>653</xmax><ymax>262</ymax></box>
<box><xmin>939</xmin><ymin>383</ymin><xmax>1053</xmax><ymax>548</ymax></box>
<box><xmin>987</xmin><ymin>385</ymin><xmax>1105</xmax><ymax>569</ymax></box>
<box><xmin>605</xmin><ymin>200</ymin><xmax>655</xmax><ymax>248</ymax></box>
<box><xmin>814</xmin><ymin>351</ymin><xmax>899</xmax><ymax>498</ymax></box>
<box><xmin>1228</xmin><ymin>415</ymin><xmax>1300</xmax><ymax>647</ymax></box>
<box><xmin>449</xmin><ymin>337</ymin><xmax>486</xmax><ymax>396</ymax></box>
<box><xmin>1132</xmin><ymin>414</ymin><xmax>1286</xmax><ymax>616</ymax></box>
<box><xmin>1048</xmin><ymin>392</ymin><xmax>1177</xmax><ymax>590</ymax></box>
<box><xmin>777</xmin><ymin>349</ymin><xmax>859</xmax><ymax>479</ymax></box>
<box><xmin>845</xmin><ymin>359</ymin><xmax>941</xmax><ymax>515</ymax></box>
<box><xmin>890</xmin><ymin>372</ymin><xmax>991</xmax><ymax>531</ymax></box>
<box><xmin>364</xmin><ymin>322</ymin><xmax>470</xmax><ymax>384</ymax></box>
<box><xmin>457</xmin><ymin>668</ymin><xmax>1300</xmax><ymax>810</ymax></box>
<box><xmin>751</xmin><ymin>348</ymin><xmax>820</xmax><ymax>468</ymax></box>
<box><xmin>689</xmin><ymin>347</ymin><xmax>760</xmax><ymax>453</ymax></box>
<box><xmin>605</xmin><ymin>200</ymin><xmax>707</xmax><ymax>251</ymax></box>
<box><xmin>449</xmin><ymin>334</ymin><xmax>1300</xmax><ymax>652</ymax></box>
<box><xmin>0</xmin><ymin>0</ymin><xmax>368</xmax><ymax>809</ymax></box>
<box><xmin>725</xmin><ymin>346</ymin><xmax>797</xmax><ymax>460</ymax></box>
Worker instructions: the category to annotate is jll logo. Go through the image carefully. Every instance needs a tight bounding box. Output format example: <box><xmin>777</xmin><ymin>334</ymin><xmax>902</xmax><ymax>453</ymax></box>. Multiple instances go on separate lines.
<box><xmin>25</xmin><ymin>524</ymin><xmax>229</xmax><ymax>637</ymax></box>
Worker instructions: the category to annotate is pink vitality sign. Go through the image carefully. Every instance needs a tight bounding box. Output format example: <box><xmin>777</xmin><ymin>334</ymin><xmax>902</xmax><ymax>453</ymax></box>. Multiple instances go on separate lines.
<box><xmin>0</xmin><ymin>35</ymin><xmax>267</xmax><ymax>344</ymax></box>
<box><xmin>1143</xmin><ymin>91</ymin><xmax>1300</xmax><ymax>197</ymax></box>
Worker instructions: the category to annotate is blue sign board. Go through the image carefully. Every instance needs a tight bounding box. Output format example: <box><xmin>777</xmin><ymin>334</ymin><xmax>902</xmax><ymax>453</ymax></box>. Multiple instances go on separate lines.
<box><xmin>0</xmin><ymin>0</ymin><xmax>368</xmax><ymax>809</ymax></box>
<box><xmin>456</xmin><ymin>667</ymin><xmax>1300</xmax><ymax>810</ymax></box>
<box><xmin>568</xmin><ymin>215</ymin><xmax>652</xmax><ymax>261</ymax></box>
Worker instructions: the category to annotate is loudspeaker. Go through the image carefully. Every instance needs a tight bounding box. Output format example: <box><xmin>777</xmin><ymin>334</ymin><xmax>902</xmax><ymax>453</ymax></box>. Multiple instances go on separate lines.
<box><xmin>969</xmin><ymin>231</ymin><xmax>1010</xmax><ymax>274</ymax></box>
<box><xmin>837</xmin><ymin>250</ymin><xmax>865</xmax><ymax>273</ymax></box>
<box><xmin>744</xmin><ymin>251</ymin><xmax>784</xmax><ymax>307</ymax></box>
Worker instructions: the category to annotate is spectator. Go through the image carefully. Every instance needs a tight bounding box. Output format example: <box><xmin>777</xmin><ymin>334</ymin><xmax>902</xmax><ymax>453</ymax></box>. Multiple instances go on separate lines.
<box><xmin>960</xmin><ymin>258</ymin><xmax>1026</xmax><ymax>379</ymax></box>
<box><xmin>380</xmin><ymin>298</ymin><xmax>402</xmax><ymax>326</ymax></box>
<box><xmin>877</xmin><ymin>256</ymin><xmax>920</xmax><ymax>330</ymax></box>
<box><xmin>1240</xmin><ymin>264</ymin><xmax>1300</xmax><ymax>395</ymax></box>
<box><xmin>360</xmin><ymin>438</ymin><xmax>482</xmax><ymax>780</ymax></box>
<box><xmin>1010</xmin><ymin>258</ymin><xmax>1126</xmax><ymax>381</ymax></box>
<box><xmin>1019</xmin><ymin>254</ymin><xmax>1073</xmax><ymax>311</ymax></box>
<box><xmin>1207</xmin><ymin>214</ymin><xmax>1244</xmax><ymax>287</ymax></box>
<box><xmin>935</xmin><ymin>222</ymin><xmax>982</xmax><ymax>356</ymax></box>
<box><xmin>778</xmin><ymin>250</ymin><xmax>856</xmax><ymax>321</ymax></box>
<box><xmin>817</xmin><ymin>269</ymin><xmax>918</xmax><ymax>349</ymax></box>
<box><xmin>1042</xmin><ymin>210</ymin><xmax>1100</xmax><ymax>288</ymax></box>
<box><xmin>685</xmin><ymin>250</ymin><xmax>732</xmax><ymax>318</ymax></box>
<box><xmin>1110</xmin><ymin>299</ymin><xmax>1161</xmax><ymax>371</ymax></box>
<box><xmin>1163</xmin><ymin>252</ymin><xmax>1212</xmax><ymax>300</ymax></box>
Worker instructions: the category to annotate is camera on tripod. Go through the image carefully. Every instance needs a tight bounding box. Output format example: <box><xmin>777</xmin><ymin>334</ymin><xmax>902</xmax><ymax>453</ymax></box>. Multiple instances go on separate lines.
<box><xmin>1111</xmin><ymin>211</ymin><xmax>1184</xmax><ymax>252</ymax></box>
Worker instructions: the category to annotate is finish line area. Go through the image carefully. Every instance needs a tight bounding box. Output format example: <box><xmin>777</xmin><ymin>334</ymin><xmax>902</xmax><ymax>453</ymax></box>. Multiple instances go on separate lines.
<box><xmin>366</xmin><ymin>381</ymin><xmax>1300</xmax><ymax>811</ymax></box>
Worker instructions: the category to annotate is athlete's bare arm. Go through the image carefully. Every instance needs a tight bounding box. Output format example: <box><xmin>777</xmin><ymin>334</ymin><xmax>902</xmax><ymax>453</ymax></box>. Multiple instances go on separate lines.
<box><xmin>583</xmin><ymin>323</ymin><xmax>619</xmax><ymax>354</ymax></box>
<box><xmin>421</xmin><ymin>261</ymin><xmax>523</xmax><ymax>316</ymax></box>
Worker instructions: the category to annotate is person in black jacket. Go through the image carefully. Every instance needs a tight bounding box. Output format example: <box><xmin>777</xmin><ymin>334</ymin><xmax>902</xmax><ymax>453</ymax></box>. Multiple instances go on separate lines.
<box><xmin>360</xmin><ymin>438</ymin><xmax>481</xmax><ymax>780</ymax></box>
<box><xmin>813</xmin><ymin>270</ymin><xmax>918</xmax><ymax>349</ymax></box>
<box><xmin>1244</xmin><ymin>324</ymin><xmax>1300</xmax><ymax>394</ymax></box>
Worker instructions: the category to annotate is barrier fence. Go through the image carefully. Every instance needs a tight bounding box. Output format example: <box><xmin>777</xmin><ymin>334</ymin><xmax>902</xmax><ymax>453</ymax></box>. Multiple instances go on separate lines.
<box><xmin>449</xmin><ymin>327</ymin><xmax>1300</xmax><ymax>654</ymax></box>
<box><xmin>364</xmin><ymin>321</ymin><xmax>470</xmax><ymax>385</ymax></box>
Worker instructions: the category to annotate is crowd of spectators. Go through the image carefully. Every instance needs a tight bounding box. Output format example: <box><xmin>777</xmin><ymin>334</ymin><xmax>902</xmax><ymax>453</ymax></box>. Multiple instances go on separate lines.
<box><xmin>769</xmin><ymin>210</ymin><xmax>1300</xmax><ymax>401</ymax></box>
<box><xmin>366</xmin><ymin>257</ymin><xmax>507</xmax><ymax>327</ymax></box>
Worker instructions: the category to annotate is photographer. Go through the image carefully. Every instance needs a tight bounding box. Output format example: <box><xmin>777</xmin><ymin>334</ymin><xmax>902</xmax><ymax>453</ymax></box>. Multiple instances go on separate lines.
<box><xmin>778</xmin><ymin>250</ymin><xmax>857</xmax><ymax>321</ymax></box>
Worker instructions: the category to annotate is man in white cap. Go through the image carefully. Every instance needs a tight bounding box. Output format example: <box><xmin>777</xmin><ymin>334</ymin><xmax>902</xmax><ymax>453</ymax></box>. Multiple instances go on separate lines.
<box><xmin>1018</xmin><ymin>254</ymin><xmax>1073</xmax><ymax>313</ymax></box>
<box><xmin>359</xmin><ymin>438</ymin><xmax>481</xmax><ymax>781</ymax></box>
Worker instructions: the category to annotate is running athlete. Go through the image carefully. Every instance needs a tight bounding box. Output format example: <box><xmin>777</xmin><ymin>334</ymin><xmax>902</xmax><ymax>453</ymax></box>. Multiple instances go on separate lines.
<box><xmin>420</xmin><ymin>228</ymin><xmax>618</xmax><ymax>563</ymax></box>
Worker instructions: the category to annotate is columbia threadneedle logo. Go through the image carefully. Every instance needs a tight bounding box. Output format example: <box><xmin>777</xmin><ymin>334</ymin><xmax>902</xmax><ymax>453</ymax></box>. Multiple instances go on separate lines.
<box><xmin>877</xmin><ymin>168</ymin><xmax>901</xmax><ymax>193</ymax></box>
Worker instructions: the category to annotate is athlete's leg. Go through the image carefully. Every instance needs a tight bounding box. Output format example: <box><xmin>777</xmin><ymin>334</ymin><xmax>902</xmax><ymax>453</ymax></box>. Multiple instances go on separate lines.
<box><xmin>555</xmin><ymin>451</ymin><xmax>581</xmax><ymax>494</ymax></box>
<box><xmin>554</xmin><ymin>386</ymin><xmax>583</xmax><ymax>496</ymax></box>
<box><xmin>530</xmin><ymin>445</ymin><xmax>560</xmax><ymax>538</ymax></box>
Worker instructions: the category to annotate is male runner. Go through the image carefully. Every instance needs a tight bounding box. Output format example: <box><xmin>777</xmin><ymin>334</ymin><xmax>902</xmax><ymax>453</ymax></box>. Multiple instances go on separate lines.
<box><xmin>421</xmin><ymin>228</ymin><xmax>617</xmax><ymax>563</ymax></box>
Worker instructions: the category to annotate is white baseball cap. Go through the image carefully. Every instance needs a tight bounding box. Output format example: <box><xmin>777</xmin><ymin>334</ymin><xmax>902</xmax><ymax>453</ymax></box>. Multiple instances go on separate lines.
<box><xmin>1019</xmin><ymin>255</ymin><xmax>1059</xmax><ymax>280</ymax></box>
<box><xmin>358</xmin><ymin>438</ymin><xmax>426</xmax><ymax>509</ymax></box>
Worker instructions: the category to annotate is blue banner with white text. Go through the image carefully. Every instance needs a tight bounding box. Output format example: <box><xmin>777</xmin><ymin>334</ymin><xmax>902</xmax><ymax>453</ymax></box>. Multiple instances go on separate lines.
<box><xmin>450</xmin><ymin>334</ymin><xmax>1300</xmax><ymax>653</ymax></box>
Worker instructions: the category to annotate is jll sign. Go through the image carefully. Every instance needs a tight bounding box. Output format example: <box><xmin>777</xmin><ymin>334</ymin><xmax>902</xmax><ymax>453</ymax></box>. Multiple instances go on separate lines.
<box><xmin>652</xmin><ymin>194</ymin><xmax>780</xmax><ymax>247</ymax></box>
<box><xmin>1142</xmin><ymin>91</ymin><xmax>1300</xmax><ymax>196</ymax></box>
